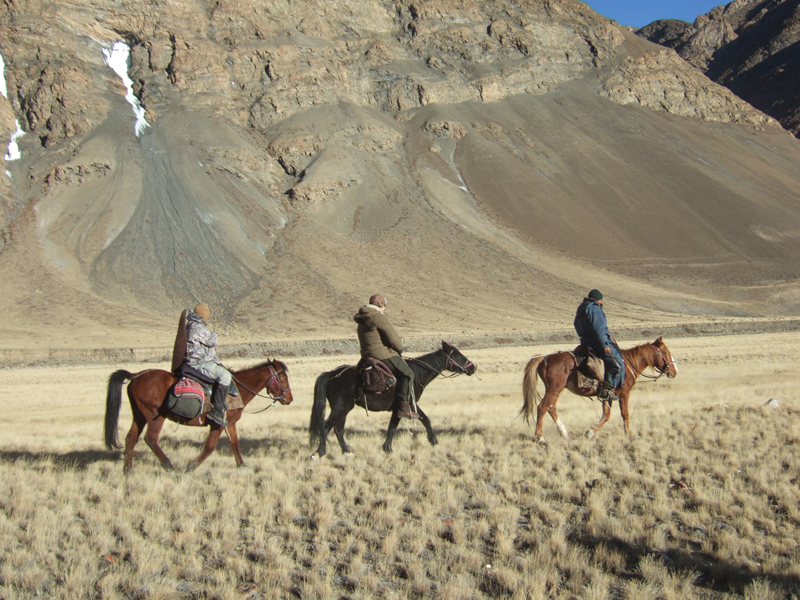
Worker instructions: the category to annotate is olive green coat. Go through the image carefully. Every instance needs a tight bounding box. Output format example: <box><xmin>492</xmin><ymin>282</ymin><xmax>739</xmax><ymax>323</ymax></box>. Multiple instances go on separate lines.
<box><xmin>354</xmin><ymin>304</ymin><xmax>405</xmax><ymax>361</ymax></box>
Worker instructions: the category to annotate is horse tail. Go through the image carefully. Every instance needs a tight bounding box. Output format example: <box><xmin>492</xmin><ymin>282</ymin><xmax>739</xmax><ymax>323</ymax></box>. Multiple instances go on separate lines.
<box><xmin>309</xmin><ymin>371</ymin><xmax>332</xmax><ymax>447</ymax></box>
<box><xmin>104</xmin><ymin>370</ymin><xmax>132</xmax><ymax>451</ymax></box>
<box><xmin>520</xmin><ymin>356</ymin><xmax>545</xmax><ymax>425</ymax></box>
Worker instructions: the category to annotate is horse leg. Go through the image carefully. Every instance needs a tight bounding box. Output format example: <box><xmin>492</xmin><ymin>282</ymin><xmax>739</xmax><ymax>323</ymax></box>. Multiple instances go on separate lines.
<box><xmin>382</xmin><ymin>413</ymin><xmax>402</xmax><ymax>453</ymax></box>
<box><xmin>193</xmin><ymin>425</ymin><xmax>224</xmax><ymax>469</ymax></box>
<box><xmin>586</xmin><ymin>400</ymin><xmax>612</xmax><ymax>439</ymax></box>
<box><xmin>547</xmin><ymin>404</ymin><xmax>568</xmax><ymax>439</ymax></box>
<box><xmin>416</xmin><ymin>407</ymin><xmax>438</xmax><ymax>446</ymax></box>
<box><xmin>535</xmin><ymin>391</ymin><xmax>560</xmax><ymax>444</ymax></box>
<box><xmin>618</xmin><ymin>392</ymin><xmax>633</xmax><ymax>435</ymax></box>
<box><xmin>226</xmin><ymin>422</ymin><xmax>245</xmax><ymax>467</ymax></box>
<box><xmin>320</xmin><ymin>404</ymin><xmax>351</xmax><ymax>456</ymax></box>
<box><xmin>123</xmin><ymin>410</ymin><xmax>147</xmax><ymax>473</ymax></box>
<box><xmin>143</xmin><ymin>417</ymin><xmax>174</xmax><ymax>470</ymax></box>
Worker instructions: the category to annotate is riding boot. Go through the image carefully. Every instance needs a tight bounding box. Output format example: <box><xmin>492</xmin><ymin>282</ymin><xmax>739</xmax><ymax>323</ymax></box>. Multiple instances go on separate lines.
<box><xmin>207</xmin><ymin>383</ymin><xmax>229</xmax><ymax>426</ymax></box>
<box><xmin>599</xmin><ymin>381</ymin><xmax>619</xmax><ymax>403</ymax></box>
<box><xmin>397</xmin><ymin>399</ymin><xmax>419</xmax><ymax>420</ymax></box>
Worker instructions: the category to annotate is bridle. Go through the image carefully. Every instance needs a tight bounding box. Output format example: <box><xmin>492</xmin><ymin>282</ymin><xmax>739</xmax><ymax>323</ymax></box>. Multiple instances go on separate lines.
<box><xmin>409</xmin><ymin>348</ymin><xmax>476</xmax><ymax>379</ymax></box>
<box><xmin>625</xmin><ymin>345</ymin><xmax>677</xmax><ymax>381</ymax></box>
<box><xmin>228</xmin><ymin>361</ymin><xmax>290</xmax><ymax>412</ymax></box>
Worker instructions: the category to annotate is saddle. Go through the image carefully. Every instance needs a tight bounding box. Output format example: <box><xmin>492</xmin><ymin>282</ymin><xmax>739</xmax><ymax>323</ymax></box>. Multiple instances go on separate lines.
<box><xmin>570</xmin><ymin>345</ymin><xmax>605</xmax><ymax>389</ymax></box>
<box><xmin>356</xmin><ymin>357</ymin><xmax>396</xmax><ymax>394</ymax></box>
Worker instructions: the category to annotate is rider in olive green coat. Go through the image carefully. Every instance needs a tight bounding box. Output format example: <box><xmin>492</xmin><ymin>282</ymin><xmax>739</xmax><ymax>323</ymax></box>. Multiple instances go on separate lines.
<box><xmin>354</xmin><ymin>294</ymin><xmax>418</xmax><ymax>419</ymax></box>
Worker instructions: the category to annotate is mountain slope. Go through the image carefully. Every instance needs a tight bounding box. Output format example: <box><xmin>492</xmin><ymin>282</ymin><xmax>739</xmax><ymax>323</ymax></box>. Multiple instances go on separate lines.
<box><xmin>0</xmin><ymin>0</ymin><xmax>799</xmax><ymax>347</ymax></box>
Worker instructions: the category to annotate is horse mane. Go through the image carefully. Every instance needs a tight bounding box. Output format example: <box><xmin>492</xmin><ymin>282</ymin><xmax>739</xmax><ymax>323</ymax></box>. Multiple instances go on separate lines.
<box><xmin>622</xmin><ymin>342</ymin><xmax>655</xmax><ymax>368</ymax></box>
<box><xmin>238</xmin><ymin>359</ymin><xmax>289</xmax><ymax>373</ymax></box>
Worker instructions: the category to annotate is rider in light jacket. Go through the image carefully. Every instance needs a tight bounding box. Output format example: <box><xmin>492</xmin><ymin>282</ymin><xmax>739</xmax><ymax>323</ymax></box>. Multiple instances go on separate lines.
<box><xmin>573</xmin><ymin>289</ymin><xmax>625</xmax><ymax>402</ymax></box>
<box><xmin>185</xmin><ymin>303</ymin><xmax>231</xmax><ymax>427</ymax></box>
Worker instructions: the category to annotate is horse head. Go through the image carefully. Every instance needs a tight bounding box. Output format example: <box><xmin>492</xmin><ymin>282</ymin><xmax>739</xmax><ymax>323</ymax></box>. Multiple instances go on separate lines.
<box><xmin>652</xmin><ymin>337</ymin><xmax>677</xmax><ymax>378</ymax></box>
<box><xmin>265</xmin><ymin>360</ymin><xmax>293</xmax><ymax>405</ymax></box>
<box><xmin>441</xmin><ymin>341</ymin><xmax>477</xmax><ymax>376</ymax></box>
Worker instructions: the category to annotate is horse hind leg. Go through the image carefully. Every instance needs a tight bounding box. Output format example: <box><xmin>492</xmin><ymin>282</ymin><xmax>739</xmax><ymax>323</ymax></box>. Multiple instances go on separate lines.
<box><xmin>547</xmin><ymin>404</ymin><xmax>568</xmax><ymax>439</ymax></box>
<box><xmin>124</xmin><ymin>411</ymin><xmax>147</xmax><ymax>473</ymax></box>
<box><xmin>143</xmin><ymin>417</ymin><xmax>174</xmax><ymax>470</ymax></box>
<box><xmin>535</xmin><ymin>391</ymin><xmax>560</xmax><ymax>444</ymax></box>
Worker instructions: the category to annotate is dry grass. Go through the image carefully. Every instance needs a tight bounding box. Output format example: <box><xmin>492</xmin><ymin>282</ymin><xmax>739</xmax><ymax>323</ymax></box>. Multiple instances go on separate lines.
<box><xmin>1</xmin><ymin>333</ymin><xmax>799</xmax><ymax>599</ymax></box>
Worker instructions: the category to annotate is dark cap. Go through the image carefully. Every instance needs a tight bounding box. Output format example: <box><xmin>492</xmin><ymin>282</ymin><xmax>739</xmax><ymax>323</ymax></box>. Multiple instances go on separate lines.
<box><xmin>588</xmin><ymin>289</ymin><xmax>603</xmax><ymax>301</ymax></box>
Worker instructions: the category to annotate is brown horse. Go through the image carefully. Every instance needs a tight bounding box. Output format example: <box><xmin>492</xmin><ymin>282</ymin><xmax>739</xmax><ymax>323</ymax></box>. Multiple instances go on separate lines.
<box><xmin>520</xmin><ymin>337</ymin><xmax>677</xmax><ymax>444</ymax></box>
<box><xmin>105</xmin><ymin>360</ymin><xmax>292</xmax><ymax>471</ymax></box>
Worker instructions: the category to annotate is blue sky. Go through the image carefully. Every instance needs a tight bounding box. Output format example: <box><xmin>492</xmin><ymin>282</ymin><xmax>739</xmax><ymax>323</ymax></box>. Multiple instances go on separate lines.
<box><xmin>583</xmin><ymin>1</ymin><xmax>726</xmax><ymax>28</ymax></box>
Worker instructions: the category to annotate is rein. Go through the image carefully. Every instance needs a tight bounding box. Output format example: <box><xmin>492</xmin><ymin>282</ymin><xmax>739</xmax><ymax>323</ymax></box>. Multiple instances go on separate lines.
<box><xmin>407</xmin><ymin>349</ymin><xmax>475</xmax><ymax>379</ymax></box>
<box><xmin>223</xmin><ymin>362</ymin><xmax>289</xmax><ymax>411</ymax></box>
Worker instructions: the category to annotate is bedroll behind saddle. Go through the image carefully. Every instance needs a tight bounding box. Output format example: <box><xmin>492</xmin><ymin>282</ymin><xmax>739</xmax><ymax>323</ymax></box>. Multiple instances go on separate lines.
<box><xmin>357</xmin><ymin>357</ymin><xmax>396</xmax><ymax>394</ymax></box>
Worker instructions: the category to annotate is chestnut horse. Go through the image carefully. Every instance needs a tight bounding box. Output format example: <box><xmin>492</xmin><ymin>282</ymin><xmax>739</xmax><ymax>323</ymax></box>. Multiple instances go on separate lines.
<box><xmin>520</xmin><ymin>337</ymin><xmax>677</xmax><ymax>444</ymax></box>
<box><xmin>309</xmin><ymin>342</ymin><xmax>477</xmax><ymax>457</ymax></box>
<box><xmin>105</xmin><ymin>360</ymin><xmax>292</xmax><ymax>471</ymax></box>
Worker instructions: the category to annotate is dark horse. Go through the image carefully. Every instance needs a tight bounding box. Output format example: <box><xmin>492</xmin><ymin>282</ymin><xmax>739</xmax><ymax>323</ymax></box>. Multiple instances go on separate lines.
<box><xmin>105</xmin><ymin>360</ymin><xmax>292</xmax><ymax>471</ymax></box>
<box><xmin>309</xmin><ymin>342</ymin><xmax>477</xmax><ymax>456</ymax></box>
<box><xmin>520</xmin><ymin>337</ymin><xmax>677</xmax><ymax>444</ymax></box>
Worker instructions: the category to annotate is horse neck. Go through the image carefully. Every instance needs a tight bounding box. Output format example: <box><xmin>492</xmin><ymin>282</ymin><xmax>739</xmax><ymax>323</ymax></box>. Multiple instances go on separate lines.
<box><xmin>233</xmin><ymin>362</ymin><xmax>272</xmax><ymax>404</ymax></box>
<box><xmin>622</xmin><ymin>344</ymin><xmax>655</xmax><ymax>373</ymax></box>
<box><xmin>408</xmin><ymin>349</ymin><xmax>447</xmax><ymax>388</ymax></box>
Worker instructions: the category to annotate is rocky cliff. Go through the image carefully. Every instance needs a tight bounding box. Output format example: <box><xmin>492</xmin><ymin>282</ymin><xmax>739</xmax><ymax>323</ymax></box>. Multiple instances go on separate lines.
<box><xmin>0</xmin><ymin>0</ymin><xmax>799</xmax><ymax>347</ymax></box>
<box><xmin>638</xmin><ymin>0</ymin><xmax>800</xmax><ymax>137</ymax></box>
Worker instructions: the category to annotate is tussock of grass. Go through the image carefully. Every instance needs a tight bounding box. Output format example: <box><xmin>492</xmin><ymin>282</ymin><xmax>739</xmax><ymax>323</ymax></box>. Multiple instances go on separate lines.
<box><xmin>1</xmin><ymin>336</ymin><xmax>799</xmax><ymax>598</ymax></box>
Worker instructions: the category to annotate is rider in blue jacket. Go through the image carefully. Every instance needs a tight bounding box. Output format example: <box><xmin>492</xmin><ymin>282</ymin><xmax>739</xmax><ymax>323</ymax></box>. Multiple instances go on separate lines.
<box><xmin>573</xmin><ymin>289</ymin><xmax>625</xmax><ymax>402</ymax></box>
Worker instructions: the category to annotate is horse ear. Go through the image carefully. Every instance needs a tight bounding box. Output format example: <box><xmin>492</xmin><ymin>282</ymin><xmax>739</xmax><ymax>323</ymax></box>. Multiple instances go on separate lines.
<box><xmin>655</xmin><ymin>336</ymin><xmax>663</xmax><ymax>344</ymax></box>
<box><xmin>441</xmin><ymin>340</ymin><xmax>451</xmax><ymax>350</ymax></box>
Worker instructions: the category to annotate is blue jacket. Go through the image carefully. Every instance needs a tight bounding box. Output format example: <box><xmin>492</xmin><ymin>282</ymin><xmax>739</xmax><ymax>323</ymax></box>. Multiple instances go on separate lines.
<box><xmin>574</xmin><ymin>299</ymin><xmax>614</xmax><ymax>350</ymax></box>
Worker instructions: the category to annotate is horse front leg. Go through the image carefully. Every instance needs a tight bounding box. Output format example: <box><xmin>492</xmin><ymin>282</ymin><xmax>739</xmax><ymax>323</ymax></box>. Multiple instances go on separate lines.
<box><xmin>192</xmin><ymin>425</ymin><xmax>224</xmax><ymax>469</ymax></box>
<box><xmin>586</xmin><ymin>400</ymin><xmax>612</xmax><ymax>439</ymax></box>
<box><xmin>143</xmin><ymin>417</ymin><xmax>173</xmax><ymax>470</ymax></box>
<box><xmin>226</xmin><ymin>422</ymin><xmax>245</xmax><ymax>467</ymax></box>
<box><xmin>416</xmin><ymin>407</ymin><xmax>438</xmax><ymax>446</ymax></box>
<box><xmin>618</xmin><ymin>391</ymin><xmax>633</xmax><ymax>435</ymax></box>
<box><xmin>382</xmin><ymin>413</ymin><xmax>401</xmax><ymax>453</ymax></box>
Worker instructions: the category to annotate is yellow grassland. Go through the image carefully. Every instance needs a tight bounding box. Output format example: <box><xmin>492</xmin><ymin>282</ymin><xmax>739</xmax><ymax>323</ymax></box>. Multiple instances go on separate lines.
<box><xmin>1</xmin><ymin>333</ymin><xmax>798</xmax><ymax>599</ymax></box>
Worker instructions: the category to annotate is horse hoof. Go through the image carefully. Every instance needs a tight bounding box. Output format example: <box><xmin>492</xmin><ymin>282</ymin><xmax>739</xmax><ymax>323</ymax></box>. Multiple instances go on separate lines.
<box><xmin>585</xmin><ymin>430</ymin><xmax>595</xmax><ymax>440</ymax></box>
<box><xmin>536</xmin><ymin>437</ymin><xmax>547</xmax><ymax>446</ymax></box>
<box><xmin>310</xmin><ymin>454</ymin><xmax>319</xmax><ymax>461</ymax></box>
<box><xmin>343</xmin><ymin>452</ymin><xmax>355</xmax><ymax>458</ymax></box>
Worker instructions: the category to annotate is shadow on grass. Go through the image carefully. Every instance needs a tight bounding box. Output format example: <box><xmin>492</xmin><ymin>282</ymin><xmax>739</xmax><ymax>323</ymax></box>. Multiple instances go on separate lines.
<box><xmin>0</xmin><ymin>449</ymin><xmax>119</xmax><ymax>469</ymax></box>
<box><xmin>571</xmin><ymin>531</ymin><xmax>800</xmax><ymax>597</ymax></box>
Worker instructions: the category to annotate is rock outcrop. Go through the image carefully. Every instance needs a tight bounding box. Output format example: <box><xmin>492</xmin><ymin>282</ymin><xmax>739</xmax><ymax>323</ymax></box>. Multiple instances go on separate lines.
<box><xmin>638</xmin><ymin>0</ymin><xmax>800</xmax><ymax>137</ymax></box>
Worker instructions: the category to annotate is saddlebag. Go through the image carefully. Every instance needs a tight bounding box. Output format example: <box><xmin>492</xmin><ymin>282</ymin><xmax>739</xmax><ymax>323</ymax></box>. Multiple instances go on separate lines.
<box><xmin>165</xmin><ymin>377</ymin><xmax>206</xmax><ymax>419</ymax></box>
<box><xmin>357</xmin><ymin>357</ymin><xmax>396</xmax><ymax>394</ymax></box>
